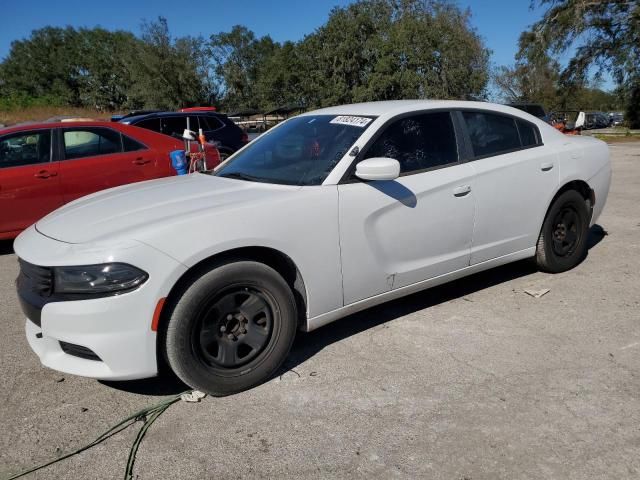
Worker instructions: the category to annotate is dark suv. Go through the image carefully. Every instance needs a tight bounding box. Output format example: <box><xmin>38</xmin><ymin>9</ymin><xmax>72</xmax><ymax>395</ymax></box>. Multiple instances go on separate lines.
<box><xmin>119</xmin><ymin>111</ymin><xmax>248</xmax><ymax>159</ymax></box>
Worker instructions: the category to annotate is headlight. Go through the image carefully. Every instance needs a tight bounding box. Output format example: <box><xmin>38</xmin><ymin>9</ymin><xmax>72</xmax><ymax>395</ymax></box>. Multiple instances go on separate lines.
<box><xmin>53</xmin><ymin>263</ymin><xmax>148</xmax><ymax>295</ymax></box>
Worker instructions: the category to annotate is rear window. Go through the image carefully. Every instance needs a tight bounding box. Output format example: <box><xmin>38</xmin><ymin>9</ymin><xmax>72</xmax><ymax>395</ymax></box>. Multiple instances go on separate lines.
<box><xmin>508</xmin><ymin>104</ymin><xmax>546</xmax><ymax>118</ymax></box>
<box><xmin>200</xmin><ymin>115</ymin><xmax>224</xmax><ymax>131</ymax></box>
<box><xmin>122</xmin><ymin>134</ymin><xmax>147</xmax><ymax>152</ymax></box>
<box><xmin>516</xmin><ymin>119</ymin><xmax>540</xmax><ymax>147</ymax></box>
<box><xmin>463</xmin><ymin>112</ymin><xmax>522</xmax><ymax>158</ymax></box>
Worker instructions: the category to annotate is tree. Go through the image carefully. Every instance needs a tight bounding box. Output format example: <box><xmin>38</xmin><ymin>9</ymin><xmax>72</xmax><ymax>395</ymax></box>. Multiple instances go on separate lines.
<box><xmin>1</xmin><ymin>2</ymin><xmax>491</xmax><ymax>114</ymax></box>
<box><xmin>74</xmin><ymin>28</ymin><xmax>140</xmax><ymax>110</ymax></box>
<box><xmin>297</xmin><ymin>0</ymin><xmax>490</xmax><ymax>107</ymax></box>
<box><xmin>493</xmin><ymin>30</ymin><xmax>561</xmax><ymax>107</ymax></box>
<box><xmin>209</xmin><ymin>26</ymin><xmax>278</xmax><ymax>110</ymax></box>
<box><xmin>523</xmin><ymin>0</ymin><xmax>640</xmax><ymax>126</ymax></box>
<box><xmin>129</xmin><ymin>17</ymin><xmax>212</xmax><ymax>110</ymax></box>
<box><xmin>254</xmin><ymin>41</ymin><xmax>306</xmax><ymax>110</ymax></box>
<box><xmin>0</xmin><ymin>27</ymin><xmax>83</xmax><ymax>105</ymax></box>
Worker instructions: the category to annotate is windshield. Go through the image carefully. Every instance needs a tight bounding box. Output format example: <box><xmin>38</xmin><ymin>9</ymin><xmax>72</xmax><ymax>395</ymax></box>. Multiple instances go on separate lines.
<box><xmin>214</xmin><ymin>115</ymin><xmax>375</xmax><ymax>185</ymax></box>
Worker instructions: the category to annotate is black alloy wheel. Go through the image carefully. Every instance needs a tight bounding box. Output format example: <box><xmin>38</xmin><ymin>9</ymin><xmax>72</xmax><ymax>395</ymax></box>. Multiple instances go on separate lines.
<box><xmin>550</xmin><ymin>206</ymin><xmax>583</xmax><ymax>258</ymax></box>
<box><xmin>164</xmin><ymin>260</ymin><xmax>297</xmax><ymax>396</ymax></box>
<box><xmin>193</xmin><ymin>287</ymin><xmax>274</xmax><ymax>370</ymax></box>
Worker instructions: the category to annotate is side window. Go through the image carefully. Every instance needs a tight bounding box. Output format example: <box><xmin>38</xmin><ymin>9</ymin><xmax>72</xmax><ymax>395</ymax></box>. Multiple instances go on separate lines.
<box><xmin>63</xmin><ymin>128</ymin><xmax>122</xmax><ymax>160</ymax></box>
<box><xmin>134</xmin><ymin>118</ymin><xmax>161</xmax><ymax>132</ymax></box>
<box><xmin>0</xmin><ymin>130</ymin><xmax>51</xmax><ymax>168</ymax></box>
<box><xmin>122</xmin><ymin>134</ymin><xmax>147</xmax><ymax>152</ymax></box>
<box><xmin>516</xmin><ymin>119</ymin><xmax>540</xmax><ymax>147</ymax></box>
<box><xmin>160</xmin><ymin>117</ymin><xmax>187</xmax><ymax>138</ymax></box>
<box><xmin>462</xmin><ymin>112</ymin><xmax>521</xmax><ymax>158</ymax></box>
<box><xmin>186</xmin><ymin>116</ymin><xmax>200</xmax><ymax>132</ymax></box>
<box><xmin>364</xmin><ymin>112</ymin><xmax>458</xmax><ymax>174</ymax></box>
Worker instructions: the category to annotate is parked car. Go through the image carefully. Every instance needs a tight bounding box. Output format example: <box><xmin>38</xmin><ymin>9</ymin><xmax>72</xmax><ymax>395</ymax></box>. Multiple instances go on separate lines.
<box><xmin>15</xmin><ymin>100</ymin><xmax>611</xmax><ymax>396</ymax></box>
<box><xmin>608</xmin><ymin>112</ymin><xmax>624</xmax><ymax>127</ymax></box>
<box><xmin>506</xmin><ymin>102</ymin><xmax>548</xmax><ymax>120</ymax></box>
<box><xmin>549</xmin><ymin>110</ymin><xmax>586</xmax><ymax>134</ymax></box>
<box><xmin>0</xmin><ymin>121</ymin><xmax>219</xmax><ymax>239</ymax></box>
<box><xmin>119</xmin><ymin>111</ymin><xmax>249</xmax><ymax>160</ymax></box>
<box><xmin>584</xmin><ymin>111</ymin><xmax>610</xmax><ymax>130</ymax></box>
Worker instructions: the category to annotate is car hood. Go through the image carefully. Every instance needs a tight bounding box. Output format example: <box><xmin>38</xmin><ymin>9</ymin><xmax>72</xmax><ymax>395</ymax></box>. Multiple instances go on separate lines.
<box><xmin>36</xmin><ymin>174</ymin><xmax>300</xmax><ymax>244</ymax></box>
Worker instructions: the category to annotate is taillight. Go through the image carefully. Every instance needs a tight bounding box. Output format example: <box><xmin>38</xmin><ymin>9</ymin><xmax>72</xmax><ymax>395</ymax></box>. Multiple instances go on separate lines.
<box><xmin>241</xmin><ymin>132</ymin><xmax>249</xmax><ymax>144</ymax></box>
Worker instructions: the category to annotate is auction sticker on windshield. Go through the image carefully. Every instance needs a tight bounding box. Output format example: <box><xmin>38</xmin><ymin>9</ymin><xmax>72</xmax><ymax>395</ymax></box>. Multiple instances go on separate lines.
<box><xmin>330</xmin><ymin>116</ymin><xmax>373</xmax><ymax>128</ymax></box>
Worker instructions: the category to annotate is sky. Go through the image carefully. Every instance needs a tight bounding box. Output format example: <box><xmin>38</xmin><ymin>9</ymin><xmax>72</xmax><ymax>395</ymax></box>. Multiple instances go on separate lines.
<box><xmin>1</xmin><ymin>0</ymin><xmax>602</xmax><ymax>88</ymax></box>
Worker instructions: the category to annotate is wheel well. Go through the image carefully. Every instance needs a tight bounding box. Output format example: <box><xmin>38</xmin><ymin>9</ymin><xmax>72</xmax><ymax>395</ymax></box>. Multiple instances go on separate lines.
<box><xmin>160</xmin><ymin>246</ymin><xmax>308</xmax><ymax>332</ymax></box>
<box><xmin>551</xmin><ymin>180</ymin><xmax>596</xmax><ymax>208</ymax></box>
<box><xmin>536</xmin><ymin>180</ymin><xmax>594</xmax><ymax>246</ymax></box>
<box><xmin>551</xmin><ymin>180</ymin><xmax>595</xmax><ymax>217</ymax></box>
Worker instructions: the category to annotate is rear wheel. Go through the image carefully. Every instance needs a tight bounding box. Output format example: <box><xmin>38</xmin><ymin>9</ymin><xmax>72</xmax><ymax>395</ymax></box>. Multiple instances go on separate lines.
<box><xmin>535</xmin><ymin>190</ymin><xmax>590</xmax><ymax>273</ymax></box>
<box><xmin>164</xmin><ymin>261</ymin><xmax>297</xmax><ymax>396</ymax></box>
<box><xmin>218</xmin><ymin>149</ymin><xmax>232</xmax><ymax>162</ymax></box>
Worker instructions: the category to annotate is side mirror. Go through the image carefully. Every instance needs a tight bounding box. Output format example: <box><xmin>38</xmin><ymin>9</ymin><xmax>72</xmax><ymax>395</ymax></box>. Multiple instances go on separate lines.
<box><xmin>355</xmin><ymin>157</ymin><xmax>400</xmax><ymax>181</ymax></box>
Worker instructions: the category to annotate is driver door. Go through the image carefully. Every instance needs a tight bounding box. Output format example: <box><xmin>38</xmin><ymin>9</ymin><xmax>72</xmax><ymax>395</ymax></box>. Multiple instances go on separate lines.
<box><xmin>337</xmin><ymin>111</ymin><xmax>476</xmax><ymax>305</ymax></box>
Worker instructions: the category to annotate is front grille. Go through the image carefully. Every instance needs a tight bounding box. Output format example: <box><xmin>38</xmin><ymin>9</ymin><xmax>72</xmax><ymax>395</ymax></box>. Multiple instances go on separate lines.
<box><xmin>18</xmin><ymin>259</ymin><xmax>53</xmax><ymax>297</ymax></box>
<box><xmin>59</xmin><ymin>341</ymin><xmax>102</xmax><ymax>361</ymax></box>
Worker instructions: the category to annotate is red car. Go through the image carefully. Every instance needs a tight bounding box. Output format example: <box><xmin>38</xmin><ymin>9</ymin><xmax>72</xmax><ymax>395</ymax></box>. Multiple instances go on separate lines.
<box><xmin>0</xmin><ymin>121</ymin><xmax>220</xmax><ymax>240</ymax></box>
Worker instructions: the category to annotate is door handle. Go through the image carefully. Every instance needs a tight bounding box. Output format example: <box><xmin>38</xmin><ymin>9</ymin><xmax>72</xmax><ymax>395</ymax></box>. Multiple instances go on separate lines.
<box><xmin>34</xmin><ymin>170</ymin><xmax>57</xmax><ymax>179</ymax></box>
<box><xmin>540</xmin><ymin>162</ymin><xmax>554</xmax><ymax>171</ymax></box>
<box><xmin>132</xmin><ymin>158</ymin><xmax>150</xmax><ymax>165</ymax></box>
<box><xmin>453</xmin><ymin>185</ymin><xmax>471</xmax><ymax>197</ymax></box>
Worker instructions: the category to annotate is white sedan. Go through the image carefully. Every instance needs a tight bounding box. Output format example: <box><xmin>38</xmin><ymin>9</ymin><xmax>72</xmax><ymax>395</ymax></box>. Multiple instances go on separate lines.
<box><xmin>15</xmin><ymin>100</ymin><xmax>611</xmax><ymax>395</ymax></box>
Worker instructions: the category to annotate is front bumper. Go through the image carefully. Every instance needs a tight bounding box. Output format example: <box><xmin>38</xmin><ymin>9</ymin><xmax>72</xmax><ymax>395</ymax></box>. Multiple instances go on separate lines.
<box><xmin>15</xmin><ymin>226</ymin><xmax>188</xmax><ymax>380</ymax></box>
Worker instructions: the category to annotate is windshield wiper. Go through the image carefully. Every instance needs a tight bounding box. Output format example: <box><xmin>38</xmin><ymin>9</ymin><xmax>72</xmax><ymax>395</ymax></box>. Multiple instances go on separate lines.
<box><xmin>217</xmin><ymin>172</ymin><xmax>269</xmax><ymax>183</ymax></box>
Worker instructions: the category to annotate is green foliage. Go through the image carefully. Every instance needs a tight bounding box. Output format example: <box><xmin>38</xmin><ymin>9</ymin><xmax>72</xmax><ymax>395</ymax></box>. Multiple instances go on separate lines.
<box><xmin>75</xmin><ymin>28</ymin><xmax>140</xmax><ymax>110</ymax></box>
<box><xmin>0</xmin><ymin>93</ymin><xmax>65</xmax><ymax>111</ymax></box>
<box><xmin>520</xmin><ymin>0</ymin><xmax>640</xmax><ymax>126</ymax></box>
<box><xmin>209</xmin><ymin>0</ymin><xmax>490</xmax><ymax>111</ymax></box>
<box><xmin>493</xmin><ymin>30</ymin><xmax>561</xmax><ymax>108</ymax></box>
<box><xmin>626</xmin><ymin>83</ymin><xmax>640</xmax><ymax>129</ymax></box>
<box><xmin>0</xmin><ymin>1</ymin><xmax>490</xmax><ymax>114</ymax></box>
<box><xmin>128</xmin><ymin>17</ymin><xmax>214</xmax><ymax>110</ymax></box>
<box><xmin>0</xmin><ymin>27</ymin><xmax>82</xmax><ymax>105</ymax></box>
<box><xmin>209</xmin><ymin>26</ymin><xmax>278</xmax><ymax>111</ymax></box>
<box><xmin>0</xmin><ymin>19</ymin><xmax>215</xmax><ymax>111</ymax></box>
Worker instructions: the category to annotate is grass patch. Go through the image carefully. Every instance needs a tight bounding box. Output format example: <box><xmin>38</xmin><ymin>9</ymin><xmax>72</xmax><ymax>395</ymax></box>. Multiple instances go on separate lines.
<box><xmin>593</xmin><ymin>134</ymin><xmax>640</xmax><ymax>144</ymax></box>
<box><xmin>0</xmin><ymin>106</ymin><xmax>111</xmax><ymax>126</ymax></box>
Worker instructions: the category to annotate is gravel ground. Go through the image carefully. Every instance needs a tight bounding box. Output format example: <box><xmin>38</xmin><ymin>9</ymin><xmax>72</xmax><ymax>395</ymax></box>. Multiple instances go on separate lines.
<box><xmin>1</xmin><ymin>142</ymin><xmax>639</xmax><ymax>480</ymax></box>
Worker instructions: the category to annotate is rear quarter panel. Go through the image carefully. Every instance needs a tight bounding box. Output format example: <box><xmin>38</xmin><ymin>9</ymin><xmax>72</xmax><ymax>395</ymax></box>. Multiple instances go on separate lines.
<box><xmin>556</xmin><ymin>135</ymin><xmax>611</xmax><ymax>224</ymax></box>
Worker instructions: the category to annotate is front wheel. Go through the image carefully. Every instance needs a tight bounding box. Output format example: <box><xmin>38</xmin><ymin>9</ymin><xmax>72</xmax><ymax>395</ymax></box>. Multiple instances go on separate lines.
<box><xmin>535</xmin><ymin>190</ymin><xmax>590</xmax><ymax>273</ymax></box>
<box><xmin>164</xmin><ymin>261</ymin><xmax>297</xmax><ymax>396</ymax></box>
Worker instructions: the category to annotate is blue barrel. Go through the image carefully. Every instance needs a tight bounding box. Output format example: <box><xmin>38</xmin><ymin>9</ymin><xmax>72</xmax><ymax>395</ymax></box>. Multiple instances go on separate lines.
<box><xmin>170</xmin><ymin>150</ymin><xmax>188</xmax><ymax>175</ymax></box>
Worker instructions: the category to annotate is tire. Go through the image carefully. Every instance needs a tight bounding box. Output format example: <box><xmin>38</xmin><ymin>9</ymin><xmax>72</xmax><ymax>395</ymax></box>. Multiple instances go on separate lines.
<box><xmin>218</xmin><ymin>150</ymin><xmax>232</xmax><ymax>162</ymax></box>
<box><xmin>535</xmin><ymin>190</ymin><xmax>590</xmax><ymax>273</ymax></box>
<box><xmin>164</xmin><ymin>261</ymin><xmax>297</xmax><ymax>396</ymax></box>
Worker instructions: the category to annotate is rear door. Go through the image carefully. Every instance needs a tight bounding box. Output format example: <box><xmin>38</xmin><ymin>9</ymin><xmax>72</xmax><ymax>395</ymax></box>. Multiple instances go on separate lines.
<box><xmin>459</xmin><ymin>111</ymin><xmax>559</xmax><ymax>264</ymax></box>
<box><xmin>58</xmin><ymin>126</ymin><xmax>156</xmax><ymax>203</ymax></box>
<box><xmin>0</xmin><ymin>129</ymin><xmax>63</xmax><ymax>235</ymax></box>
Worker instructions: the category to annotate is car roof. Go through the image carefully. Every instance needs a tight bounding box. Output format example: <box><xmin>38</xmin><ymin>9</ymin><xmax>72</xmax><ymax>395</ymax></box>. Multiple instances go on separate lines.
<box><xmin>121</xmin><ymin>110</ymin><xmax>227</xmax><ymax>124</ymax></box>
<box><xmin>301</xmin><ymin>100</ymin><xmax>536</xmax><ymax>118</ymax></box>
<box><xmin>0</xmin><ymin>121</ymin><xmax>181</xmax><ymax>146</ymax></box>
<box><xmin>0</xmin><ymin>120</ymin><xmax>131</xmax><ymax>135</ymax></box>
